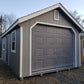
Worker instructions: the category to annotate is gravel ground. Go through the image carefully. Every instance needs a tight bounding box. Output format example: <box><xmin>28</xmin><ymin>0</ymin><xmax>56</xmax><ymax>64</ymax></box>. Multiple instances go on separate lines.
<box><xmin>0</xmin><ymin>57</ymin><xmax>84</xmax><ymax>84</ymax></box>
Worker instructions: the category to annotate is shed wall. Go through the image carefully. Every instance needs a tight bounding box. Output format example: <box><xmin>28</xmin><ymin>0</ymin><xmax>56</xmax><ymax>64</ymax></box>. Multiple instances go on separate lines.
<box><xmin>19</xmin><ymin>9</ymin><xmax>80</xmax><ymax>77</ymax></box>
<box><xmin>2</xmin><ymin>27</ymin><xmax>20</xmax><ymax>77</ymax></box>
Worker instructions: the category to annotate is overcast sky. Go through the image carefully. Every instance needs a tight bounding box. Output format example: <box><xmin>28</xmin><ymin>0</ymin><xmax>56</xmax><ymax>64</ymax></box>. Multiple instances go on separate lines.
<box><xmin>0</xmin><ymin>0</ymin><xmax>84</xmax><ymax>18</ymax></box>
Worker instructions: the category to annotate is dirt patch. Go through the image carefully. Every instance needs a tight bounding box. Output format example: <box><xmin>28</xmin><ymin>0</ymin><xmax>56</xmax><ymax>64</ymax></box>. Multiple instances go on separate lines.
<box><xmin>0</xmin><ymin>56</ymin><xmax>84</xmax><ymax>84</ymax></box>
<box><xmin>58</xmin><ymin>56</ymin><xmax>84</xmax><ymax>84</ymax></box>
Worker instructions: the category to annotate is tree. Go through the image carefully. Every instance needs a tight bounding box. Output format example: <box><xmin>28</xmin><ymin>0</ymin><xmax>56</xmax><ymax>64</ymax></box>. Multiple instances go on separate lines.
<box><xmin>70</xmin><ymin>10</ymin><xmax>84</xmax><ymax>27</ymax></box>
<box><xmin>0</xmin><ymin>15</ymin><xmax>2</xmax><ymax>34</ymax></box>
<box><xmin>0</xmin><ymin>13</ymin><xmax>17</xmax><ymax>33</ymax></box>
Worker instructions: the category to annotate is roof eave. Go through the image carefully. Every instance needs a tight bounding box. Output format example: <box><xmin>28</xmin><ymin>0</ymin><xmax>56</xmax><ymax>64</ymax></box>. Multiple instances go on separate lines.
<box><xmin>18</xmin><ymin>3</ymin><xmax>60</xmax><ymax>23</ymax></box>
<box><xmin>18</xmin><ymin>3</ymin><xmax>84</xmax><ymax>31</ymax></box>
<box><xmin>59</xmin><ymin>3</ymin><xmax>84</xmax><ymax>31</ymax></box>
<box><xmin>1</xmin><ymin>3</ymin><xmax>84</xmax><ymax>38</ymax></box>
<box><xmin>1</xmin><ymin>19</ymin><xmax>19</xmax><ymax>38</ymax></box>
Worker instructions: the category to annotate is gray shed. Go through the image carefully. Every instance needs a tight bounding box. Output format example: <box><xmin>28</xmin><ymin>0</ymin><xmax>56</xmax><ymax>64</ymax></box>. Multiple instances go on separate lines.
<box><xmin>1</xmin><ymin>3</ymin><xmax>83</xmax><ymax>79</ymax></box>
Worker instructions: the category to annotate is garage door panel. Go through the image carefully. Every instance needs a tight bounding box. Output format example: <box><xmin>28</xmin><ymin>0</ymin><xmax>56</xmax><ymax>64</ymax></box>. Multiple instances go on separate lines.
<box><xmin>32</xmin><ymin>37</ymin><xmax>44</xmax><ymax>44</ymax></box>
<box><xmin>33</xmin><ymin>49</ymin><xmax>44</xmax><ymax>56</ymax></box>
<box><xmin>32</xmin><ymin>25</ymin><xmax>74</xmax><ymax>72</ymax></box>
<box><xmin>32</xmin><ymin>60</ymin><xmax>44</xmax><ymax>71</ymax></box>
<box><xmin>32</xmin><ymin>33</ymin><xmax>45</xmax><ymax>39</ymax></box>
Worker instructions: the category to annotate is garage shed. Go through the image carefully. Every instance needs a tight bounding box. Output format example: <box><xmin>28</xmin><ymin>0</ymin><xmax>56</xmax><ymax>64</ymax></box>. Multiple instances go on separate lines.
<box><xmin>1</xmin><ymin>3</ymin><xmax>83</xmax><ymax>79</ymax></box>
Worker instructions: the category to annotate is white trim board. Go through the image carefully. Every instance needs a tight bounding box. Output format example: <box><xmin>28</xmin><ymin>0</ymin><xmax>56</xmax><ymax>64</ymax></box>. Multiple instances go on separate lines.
<box><xmin>20</xmin><ymin>27</ymin><xmax>23</xmax><ymax>78</ymax></box>
<box><xmin>72</xmin><ymin>29</ymin><xmax>77</xmax><ymax>67</ymax></box>
<box><xmin>30</xmin><ymin>22</ymin><xmax>77</xmax><ymax>76</ymax></box>
<box><xmin>79</xmin><ymin>34</ymin><xmax>81</xmax><ymax>67</ymax></box>
<box><xmin>29</xmin><ymin>22</ymin><xmax>37</xmax><ymax>76</ymax></box>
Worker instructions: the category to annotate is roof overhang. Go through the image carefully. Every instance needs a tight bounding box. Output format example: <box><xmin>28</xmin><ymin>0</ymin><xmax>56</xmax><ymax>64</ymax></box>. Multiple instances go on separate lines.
<box><xmin>1</xmin><ymin>3</ymin><xmax>84</xmax><ymax>38</ymax></box>
<box><xmin>18</xmin><ymin>3</ymin><xmax>83</xmax><ymax>31</ymax></box>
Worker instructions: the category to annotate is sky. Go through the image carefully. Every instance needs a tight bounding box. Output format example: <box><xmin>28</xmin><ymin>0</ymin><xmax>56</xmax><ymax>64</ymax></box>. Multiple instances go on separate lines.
<box><xmin>0</xmin><ymin>0</ymin><xmax>84</xmax><ymax>19</ymax></box>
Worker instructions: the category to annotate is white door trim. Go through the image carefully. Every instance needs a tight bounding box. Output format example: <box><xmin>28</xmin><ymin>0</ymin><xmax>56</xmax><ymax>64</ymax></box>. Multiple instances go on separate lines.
<box><xmin>29</xmin><ymin>22</ymin><xmax>37</xmax><ymax>76</ymax></box>
<box><xmin>30</xmin><ymin>21</ymin><xmax>77</xmax><ymax>76</ymax></box>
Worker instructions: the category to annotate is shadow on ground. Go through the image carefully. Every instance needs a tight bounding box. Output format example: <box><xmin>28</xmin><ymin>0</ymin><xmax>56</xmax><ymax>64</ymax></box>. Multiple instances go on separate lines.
<box><xmin>0</xmin><ymin>57</ymin><xmax>84</xmax><ymax>84</ymax></box>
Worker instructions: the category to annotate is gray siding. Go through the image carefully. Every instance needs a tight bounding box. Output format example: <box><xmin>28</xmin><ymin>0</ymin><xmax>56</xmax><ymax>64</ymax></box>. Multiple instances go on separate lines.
<box><xmin>2</xmin><ymin>37</ymin><xmax>6</xmax><ymax>62</ymax></box>
<box><xmin>0</xmin><ymin>38</ymin><xmax>2</xmax><ymax>57</ymax></box>
<box><xmin>2</xmin><ymin>27</ymin><xmax>20</xmax><ymax>77</ymax></box>
<box><xmin>10</xmin><ymin>28</ymin><xmax>20</xmax><ymax>76</ymax></box>
<box><xmin>19</xmin><ymin>9</ymin><xmax>80</xmax><ymax>77</ymax></box>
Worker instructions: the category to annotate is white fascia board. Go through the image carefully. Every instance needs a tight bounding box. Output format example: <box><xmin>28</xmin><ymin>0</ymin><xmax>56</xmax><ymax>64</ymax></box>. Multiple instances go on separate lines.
<box><xmin>18</xmin><ymin>3</ymin><xmax>83</xmax><ymax>31</ymax></box>
<box><xmin>18</xmin><ymin>4</ymin><xmax>60</xmax><ymax>23</ymax></box>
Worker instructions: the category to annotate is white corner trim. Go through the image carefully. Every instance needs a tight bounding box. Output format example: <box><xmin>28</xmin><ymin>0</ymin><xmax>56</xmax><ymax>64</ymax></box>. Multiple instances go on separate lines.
<box><xmin>20</xmin><ymin>27</ymin><xmax>23</xmax><ymax>78</ymax></box>
<box><xmin>30</xmin><ymin>21</ymin><xmax>77</xmax><ymax>75</ymax></box>
<box><xmin>79</xmin><ymin>34</ymin><xmax>81</xmax><ymax>67</ymax></box>
<box><xmin>71</xmin><ymin>29</ymin><xmax>77</xmax><ymax>67</ymax></box>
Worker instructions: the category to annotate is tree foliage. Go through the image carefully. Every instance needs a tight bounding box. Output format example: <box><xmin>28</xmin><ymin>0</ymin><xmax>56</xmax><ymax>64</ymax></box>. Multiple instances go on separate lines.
<box><xmin>0</xmin><ymin>13</ymin><xmax>17</xmax><ymax>33</ymax></box>
<box><xmin>71</xmin><ymin>10</ymin><xmax>84</xmax><ymax>27</ymax></box>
